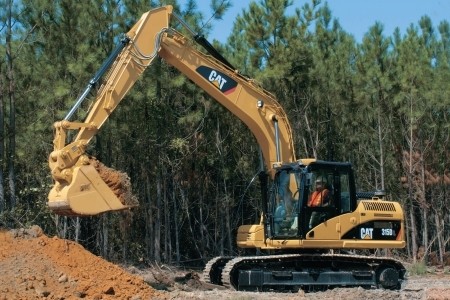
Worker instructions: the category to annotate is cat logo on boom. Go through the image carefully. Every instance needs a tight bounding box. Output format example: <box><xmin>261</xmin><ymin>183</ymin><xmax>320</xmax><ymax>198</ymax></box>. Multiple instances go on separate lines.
<box><xmin>196</xmin><ymin>66</ymin><xmax>237</xmax><ymax>95</ymax></box>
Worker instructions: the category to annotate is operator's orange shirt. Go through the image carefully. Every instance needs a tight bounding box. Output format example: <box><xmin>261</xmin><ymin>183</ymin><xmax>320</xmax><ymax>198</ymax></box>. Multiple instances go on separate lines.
<box><xmin>308</xmin><ymin>190</ymin><xmax>330</xmax><ymax>207</ymax></box>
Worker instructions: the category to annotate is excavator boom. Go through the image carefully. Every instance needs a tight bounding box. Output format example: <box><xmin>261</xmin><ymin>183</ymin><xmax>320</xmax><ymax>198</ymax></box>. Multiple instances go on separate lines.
<box><xmin>48</xmin><ymin>5</ymin><xmax>295</xmax><ymax>215</ymax></box>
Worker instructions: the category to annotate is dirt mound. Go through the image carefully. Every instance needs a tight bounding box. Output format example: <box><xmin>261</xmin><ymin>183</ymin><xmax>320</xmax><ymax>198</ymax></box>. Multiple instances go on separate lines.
<box><xmin>0</xmin><ymin>226</ymin><xmax>165</xmax><ymax>299</ymax></box>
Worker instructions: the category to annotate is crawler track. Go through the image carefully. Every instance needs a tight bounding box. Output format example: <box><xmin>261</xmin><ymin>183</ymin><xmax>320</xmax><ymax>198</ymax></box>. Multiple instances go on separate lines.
<box><xmin>204</xmin><ymin>253</ymin><xmax>406</xmax><ymax>292</ymax></box>
<box><xmin>202</xmin><ymin>256</ymin><xmax>233</xmax><ymax>285</ymax></box>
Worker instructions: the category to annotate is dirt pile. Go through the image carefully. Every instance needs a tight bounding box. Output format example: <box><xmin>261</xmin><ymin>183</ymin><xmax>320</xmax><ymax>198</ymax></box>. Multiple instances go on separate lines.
<box><xmin>90</xmin><ymin>157</ymin><xmax>139</xmax><ymax>206</ymax></box>
<box><xmin>1</xmin><ymin>225</ymin><xmax>449</xmax><ymax>299</ymax></box>
<box><xmin>0</xmin><ymin>226</ymin><xmax>165</xmax><ymax>299</ymax></box>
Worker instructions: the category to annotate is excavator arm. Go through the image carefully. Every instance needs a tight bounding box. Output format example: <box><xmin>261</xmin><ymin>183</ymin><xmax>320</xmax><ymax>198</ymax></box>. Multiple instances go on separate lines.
<box><xmin>48</xmin><ymin>5</ymin><xmax>296</xmax><ymax>216</ymax></box>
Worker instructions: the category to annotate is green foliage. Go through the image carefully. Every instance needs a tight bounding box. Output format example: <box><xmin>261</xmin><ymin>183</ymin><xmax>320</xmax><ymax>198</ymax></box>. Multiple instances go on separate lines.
<box><xmin>210</xmin><ymin>0</ymin><xmax>232</xmax><ymax>19</ymax></box>
<box><xmin>408</xmin><ymin>261</ymin><xmax>428</xmax><ymax>276</ymax></box>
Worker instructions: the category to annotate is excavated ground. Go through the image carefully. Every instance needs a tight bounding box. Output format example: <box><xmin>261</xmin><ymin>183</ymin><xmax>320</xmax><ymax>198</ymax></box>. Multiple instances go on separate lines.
<box><xmin>0</xmin><ymin>226</ymin><xmax>165</xmax><ymax>300</ymax></box>
<box><xmin>0</xmin><ymin>226</ymin><xmax>449</xmax><ymax>300</ymax></box>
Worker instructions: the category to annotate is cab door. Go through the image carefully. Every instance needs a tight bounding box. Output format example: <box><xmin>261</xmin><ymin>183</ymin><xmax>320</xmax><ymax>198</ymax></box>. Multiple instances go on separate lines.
<box><xmin>301</xmin><ymin>163</ymin><xmax>355</xmax><ymax>240</ymax></box>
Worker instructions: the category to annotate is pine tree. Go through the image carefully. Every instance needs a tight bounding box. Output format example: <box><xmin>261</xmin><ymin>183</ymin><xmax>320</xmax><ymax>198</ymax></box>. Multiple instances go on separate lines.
<box><xmin>355</xmin><ymin>22</ymin><xmax>397</xmax><ymax>191</ymax></box>
<box><xmin>393</xmin><ymin>22</ymin><xmax>434</xmax><ymax>263</ymax></box>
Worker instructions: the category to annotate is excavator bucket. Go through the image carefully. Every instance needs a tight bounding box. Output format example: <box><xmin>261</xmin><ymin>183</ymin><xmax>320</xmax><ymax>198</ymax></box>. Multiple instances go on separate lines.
<box><xmin>48</xmin><ymin>162</ymin><xmax>138</xmax><ymax>216</ymax></box>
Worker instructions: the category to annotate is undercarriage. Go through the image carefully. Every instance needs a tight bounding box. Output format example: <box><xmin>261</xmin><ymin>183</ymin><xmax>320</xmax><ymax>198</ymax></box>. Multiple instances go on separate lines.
<box><xmin>203</xmin><ymin>253</ymin><xmax>406</xmax><ymax>292</ymax></box>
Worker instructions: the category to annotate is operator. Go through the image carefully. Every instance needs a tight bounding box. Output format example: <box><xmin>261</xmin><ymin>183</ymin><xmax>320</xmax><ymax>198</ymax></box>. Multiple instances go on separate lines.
<box><xmin>308</xmin><ymin>176</ymin><xmax>331</xmax><ymax>228</ymax></box>
<box><xmin>308</xmin><ymin>176</ymin><xmax>330</xmax><ymax>207</ymax></box>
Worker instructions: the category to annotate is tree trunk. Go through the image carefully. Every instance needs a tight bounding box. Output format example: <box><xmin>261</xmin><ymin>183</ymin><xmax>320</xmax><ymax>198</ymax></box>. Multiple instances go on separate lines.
<box><xmin>435</xmin><ymin>212</ymin><xmax>444</xmax><ymax>266</ymax></box>
<box><xmin>377</xmin><ymin>109</ymin><xmax>385</xmax><ymax>190</ymax></box>
<box><xmin>121</xmin><ymin>213</ymin><xmax>129</xmax><ymax>263</ymax></box>
<box><xmin>6</xmin><ymin>0</ymin><xmax>16</xmax><ymax>208</ymax></box>
<box><xmin>303</xmin><ymin>113</ymin><xmax>317</xmax><ymax>159</ymax></box>
<box><xmin>101</xmin><ymin>214</ymin><xmax>109</xmax><ymax>259</ymax></box>
<box><xmin>57</xmin><ymin>216</ymin><xmax>68</xmax><ymax>239</ymax></box>
<box><xmin>223</xmin><ymin>181</ymin><xmax>232</xmax><ymax>254</ymax></box>
<box><xmin>164</xmin><ymin>177</ymin><xmax>170</xmax><ymax>263</ymax></box>
<box><xmin>217</xmin><ymin>183</ymin><xmax>224</xmax><ymax>256</ymax></box>
<box><xmin>0</xmin><ymin>59</ymin><xmax>5</xmax><ymax>212</ymax></box>
<box><xmin>75</xmin><ymin>217</ymin><xmax>80</xmax><ymax>243</ymax></box>
<box><xmin>409</xmin><ymin>202</ymin><xmax>418</xmax><ymax>263</ymax></box>
<box><xmin>404</xmin><ymin>207</ymin><xmax>411</xmax><ymax>258</ymax></box>
<box><xmin>408</xmin><ymin>97</ymin><xmax>418</xmax><ymax>263</ymax></box>
<box><xmin>173</xmin><ymin>183</ymin><xmax>180</xmax><ymax>264</ymax></box>
<box><xmin>144</xmin><ymin>175</ymin><xmax>154</xmax><ymax>261</ymax></box>
<box><xmin>199</xmin><ymin>192</ymin><xmax>206</xmax><ymax>259</ymax></box>
<box><xmin>422</xmin><ymin>206</ymin><xmax>428</xmax><ymax>263</ymax></box>
<box><xmin>155</xmin><ymin>175</ymin><xmax>161</xmax><ymax>263</ymax></box>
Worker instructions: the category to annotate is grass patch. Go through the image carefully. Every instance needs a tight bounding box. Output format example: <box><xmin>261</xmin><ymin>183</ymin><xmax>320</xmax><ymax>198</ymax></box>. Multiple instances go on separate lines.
<box><xmin>408</xmin><ymin>261</ymin><xmax>428</xmax><ymax>275</ymax></box>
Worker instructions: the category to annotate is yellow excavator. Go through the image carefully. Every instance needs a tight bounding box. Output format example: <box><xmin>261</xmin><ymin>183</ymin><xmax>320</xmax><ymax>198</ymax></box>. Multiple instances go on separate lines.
<box><xmin>48</xmin><ymin>5</ymin><xmax>406</xmax><ymax>291</ymax></box>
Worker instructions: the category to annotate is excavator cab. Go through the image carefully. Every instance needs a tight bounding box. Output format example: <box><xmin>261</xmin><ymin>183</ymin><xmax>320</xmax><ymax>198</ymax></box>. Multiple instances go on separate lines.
<box><xmin>267</xmin><ymin>160</ymin><xmax>357</xmax><ymax>238</ymax></box>
<box><xmin>263</xmin><ymin>159</ymin><xmax>404</xmax><ymax>249</ymax></box>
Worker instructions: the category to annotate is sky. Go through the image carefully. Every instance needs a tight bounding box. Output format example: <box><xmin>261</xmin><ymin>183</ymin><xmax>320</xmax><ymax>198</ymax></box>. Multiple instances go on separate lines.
<box><xmin>179</xmin><ymin>0</ymin><xmax>450</xmax><ymax>43</ymax></box>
